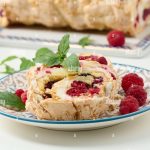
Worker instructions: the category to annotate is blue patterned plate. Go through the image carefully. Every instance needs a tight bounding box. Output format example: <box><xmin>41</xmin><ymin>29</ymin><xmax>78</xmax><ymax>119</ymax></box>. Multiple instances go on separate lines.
<box><xmin>0</xmin><ymin>63</ymin><xmax>150</xmax><ymax>131</ymax></box>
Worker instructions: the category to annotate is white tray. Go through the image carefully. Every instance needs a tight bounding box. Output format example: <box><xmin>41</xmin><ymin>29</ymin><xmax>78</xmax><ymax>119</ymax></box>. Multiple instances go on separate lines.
<box><xmin>0</xmin><ymin>27</ymin><xmax>150</xmax><ymax>58</ymax></box>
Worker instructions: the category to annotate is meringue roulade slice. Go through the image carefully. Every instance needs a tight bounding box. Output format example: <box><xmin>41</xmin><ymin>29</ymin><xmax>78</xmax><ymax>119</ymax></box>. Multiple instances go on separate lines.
<box><xmin>26</xmin><ymin>53</ymin><xmax>121</xmax><ymax>120</ymax></box>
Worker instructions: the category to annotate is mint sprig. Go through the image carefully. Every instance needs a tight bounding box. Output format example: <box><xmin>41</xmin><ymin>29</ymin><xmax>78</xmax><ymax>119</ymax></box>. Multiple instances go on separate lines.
<box><xmin>0</xmin><ymin>34</ymin><xmax>80</xmax><ymax>73</ymax></box>
<box><xmin>62</xmin><ymin>54</ymin><xmax>80</xmax><ymax>72</ymax></box>
<box><xmin>78</xmin><ymin>36</ymin><xmax>93</xmax><ymax>47</ymax></box>
<box><xmin>3</xmin><ymin>65</ymin><xmax>16</xmax><ymax>74</ymax></box>
<box><xmin>0</xmin><ymin>56</ymin><xmax>18</xmax><ymax>65</ymax></box>
<box><xmin>0</xmin><ymin>91</ymin><xmax>25</xmax><ymax>111</ymax></box>
<box><xmin>34</xmin><ymin>48</ymin><xmax>60</xmax><ymax>66</ymax></box>
<box><xmin>34</xmin><ymin>34</ymin><xmax>80</xmax><ymax>71</ymax></box>
<box><xmin>20</xmin><ymin>57</ymin><xmax>35</xmax><ymax>71</ymax></box>
<box><xmin>57</xmin><ymin>34</ymin><xmax>70</xmax><ymax>60</ymax></box>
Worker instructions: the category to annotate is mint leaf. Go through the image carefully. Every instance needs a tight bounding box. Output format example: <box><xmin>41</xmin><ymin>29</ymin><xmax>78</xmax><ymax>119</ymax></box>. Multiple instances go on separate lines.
<box><xmin>35</xmin><ymin>47</ymin><xmax>55</xmax><ymax>58</ymax></box>
<box><xmin>78</xmin><ymin>36</ymin><xmax>92</xmax><ymax>47</ymax></box>
<box><xmin>20</xmin><ymin>57</ymin><xmax>35</xmax><ymax>71</ymax></box>
<box><xmin>0</xmin><ymin>56</ymin><xmax>18</xmax><ymax>65</ymax></box>
<box><xmin>3</xmin><ymin>65</ymin><xmax>16</xmax><ymax>74</ymax></box>
<box><xmin>61</xmin><ymin>54</ymin><xmax>80</xmax><ymax>72</ymax></box>
<box><xmin>0</xmin><ymin>91</ymin><xmax>25</xmax><ymax>111</ymax></box>
<box><xmin>34</xmin><ymin>48</ymin><xmax>60</xmax><ymax>67</ymax></box>
<box><xmin>57</xmin><ymin>34</ymin><xmax>70</xmax><ymax>59</ymax></box>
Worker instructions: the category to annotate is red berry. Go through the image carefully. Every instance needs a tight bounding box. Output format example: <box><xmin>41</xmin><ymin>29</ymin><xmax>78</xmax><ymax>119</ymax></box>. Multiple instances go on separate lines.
<box><xmin>119</xmin><ymin>96</ymin><xmax>139</xmax><ymax>115</ymax></box>
<box><xmin>71</xmin><ymin>81</ymin><xmax>88</xmax><ymax>89</ymax></box>
<box><xmin>90</xmin><ymin>55</ymin><xmax>98</xmax><ymax>61</ymax></box>
<box><xmin>107</xmin><ymin>30</ymin><xmax>125</xmax><ymax>47</ymax></box>
<box><xmin>97</xmin><ymin>57</ymin><xmax>108</xmax><ymax>65</ymax></box>
<box><xmin>119</xmin><ymin>106</ymin><xmax>130</xmax><ymax>115</ymax></box>
<box><xmin>21</xmin><ymin>91</ymin><xmax>27</xmax><ymax>104</ymax></box>
<box><xmin>121</xmin><ymin>73</ymin><xmax>144</xmax><ymax>92</ymax></box>
<box><xmin>89</xmin><ymin>87</ymin><xmax>100</xmax><ymax>95</ymax></box>
<box><xmin>126</xmin><ymin>85</ymin><xmax>147</xmax><ymax>106</ymax></box>
<box><xmin>15</xmin><ymin>89</ymin><xmax>24</xmax><ymax>97</ymax></box>
<box><xmin>66</xmin><ymin>88</ymin><xmax>81</xmax><ymax>97</ymax></box>
<box><xmin>79</xmin><ymin>56</ymin><xmax>91</xmax><ymax>60</ymax></box>
<box><xmin>67</xmin><ymin>81</ymin><xmax>89</xmax><ymax>97</ymax></box>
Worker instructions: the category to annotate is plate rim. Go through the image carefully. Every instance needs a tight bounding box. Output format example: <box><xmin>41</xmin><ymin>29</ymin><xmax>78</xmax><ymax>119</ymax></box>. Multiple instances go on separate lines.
<box><xmin>0</xmin><ymin>63</ymin><xmax>150</xmax><ymax>125</ymax></box>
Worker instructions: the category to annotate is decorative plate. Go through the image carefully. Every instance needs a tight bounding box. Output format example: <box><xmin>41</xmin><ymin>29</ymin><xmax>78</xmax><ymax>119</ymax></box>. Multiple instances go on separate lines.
<box><xmin>0</xmin><ymin>63</ymin><xmax>150</xmax><ymax>131</ymax></box>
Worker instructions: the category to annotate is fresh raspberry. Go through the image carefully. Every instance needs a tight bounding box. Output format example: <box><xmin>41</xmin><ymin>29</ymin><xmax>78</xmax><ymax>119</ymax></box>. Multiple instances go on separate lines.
<box><xmin>121</xmin><ymin>73</ymin><xmax>144</xmax><ymax>92</ymax></box>
<box><xmin>120</xmin><ymin>96</ymin><xmax>139</xmax><ymax>115</ymax></box>
<box><xmin>89</xmin><ymin>87</ymin><xmax>100</xmax><ymax>95</ymax></box>
<box><xmin>126</xmin><ymin>85</ymin><xmax>147</xmax><ymax>106</ymax></box>
<box><xmin>97</xmin><ymin>57</ymin><xmax>108</xmax><ymax>65</ymax></box>
<box><xmin>107</xmin><ymin>30</ymin><xmax>125</xmax><ymax>47</ymax></box>
<box><xmin>119</xmin><ymin>96</ymin><xmax>139</xmax><ymax>115</ymax></box>
<box><xmin>21</xmin><ymin>91</ymin><xmax>27</xmax><ymax>104</ymax></box>
<box><xmin>119</xmin><ymin>106</ymin><xmax>130</xmax><ymax>115</ymax></box>
<box><xmin>15</xmin><ymin>89</ymin><xmax>24</xmax><ymax>97</ymax></box>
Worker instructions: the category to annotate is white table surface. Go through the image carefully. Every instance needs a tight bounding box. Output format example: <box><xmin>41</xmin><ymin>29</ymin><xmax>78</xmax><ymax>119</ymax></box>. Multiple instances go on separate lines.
<box><xmin>0</xmin><ymin>47</ymin><xmax>150</xmax><ymax>150</ymax></box>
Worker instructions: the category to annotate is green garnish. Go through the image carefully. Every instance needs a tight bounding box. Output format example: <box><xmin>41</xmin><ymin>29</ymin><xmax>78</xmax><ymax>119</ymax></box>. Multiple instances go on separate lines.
<box><xmin>0</xmin><ymin>91</ymin><xmax>25</xmax><ymax>111</ymax></box>
<box><xmin>20</xmin><ymin>57</ymin><xmax>35</xmax><ymax>71</ymax></box>
<box><xmin>34</xmin><ymin>34</ymin><xmax>80</xmax><ymax>71</ymax></box>
<box><xmin>0</xmin><ymin>56</ymin><xmax>18</xmax><ymax>65</ymax></box>
<box><xmin>3</xmin><ymin>64</ymin><xmax>16</xmax><ymax>74</ymax></box>
<box><xmin>34</xmin><ymin>48</ymin><xmax>60</xmax><ymax>66</ymax></box>
<box><xmin>57</xmin><ymin>34</ymin><xmax>70</xmax><ymax>60</ymax></box>
<box><xmin>61</xmin><ymin>54</ymin><xmax>80</xmax><ymax>72</ymax></box>
<box><xmin>0</xmin><ymin>34</ymin><xmax>80</xmax><ymax>73</ymax></box>
<box><xmin>78</xmin><ymin>36</ymin><xmax>93</xmax><ymax>47</ymax></box>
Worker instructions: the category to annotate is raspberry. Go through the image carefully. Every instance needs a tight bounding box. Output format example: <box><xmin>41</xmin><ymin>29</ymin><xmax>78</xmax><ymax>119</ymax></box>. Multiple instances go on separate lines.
<box><xmin>107</xmin><ymin>30</ymin><xmax>125</xmax><ymax>47</ymax></box>
<box><xmin>119</xmin><ymin>96</ymin><xmax>139</xmax><ymax>115</ymax></box>
<box><xmin>90</xmin><ymin>55</ymin><xmax>98</xmax><ymax>61</ymax></box>
<box><xmin>67</xmin><ymin>81</ymin><xmax>88</xmax><ymax>97</ymax></box>
<box><xmin>97</xmin><ymin>57</ymin><xmax>108</xmax><ymax>65</ymax></box>
<box><xmin>66</xmin><ymin>88</ymin><xmax>81</xmax><ymax>97</ymax></box>
<box><xmin>121</xmin><ymin>73</ymin><xmax>144</xmax><ymax>92</ymax></box>
<box><xmin>79</xmin><ymin>56</ymin><xmax>91</xmax><ymax>60</ymax></box>
<box><xmin>21</xmin><ymin>91</ymin><xmax>27</xmax><ymax>104</ymax></box>
<box><xmin>126</xmin><ymin>85</ymin><xmax>147</xmax><ymax>106</ymax></box>
<box><xmin>119</xmin><ymin>106</ymin><xmax>130</xmax><ymax>115</ymax></box>
<box><xmin>71</xmin><ymin>81</ymin><xmax>88</xmax><ymax>89</ymax></box>
<box><xmin>15</xmin><ymin>89</ymin><xmax>24</xmax><ymax>97</ymax></box>
<box><xmin>89</xmin><ymin>87</ymin><xmax>100</xmax><ymax>95</ymax></box>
